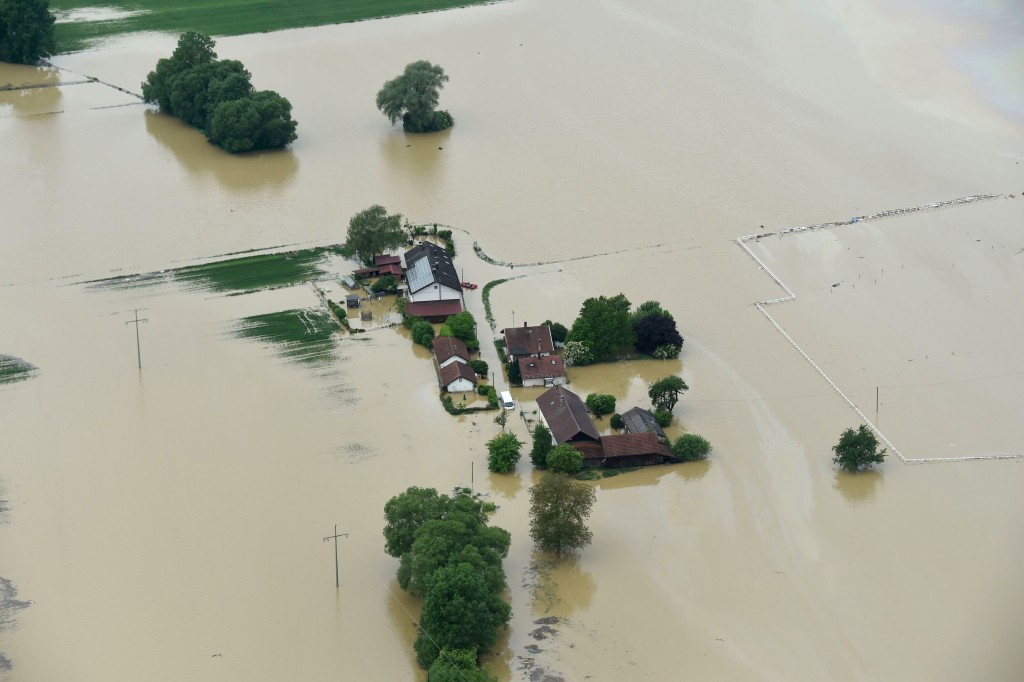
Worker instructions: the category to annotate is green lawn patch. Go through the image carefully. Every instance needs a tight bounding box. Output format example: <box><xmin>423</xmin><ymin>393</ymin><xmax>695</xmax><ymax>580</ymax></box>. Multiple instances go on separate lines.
<box><xmin>52</xmin><ymin>0</ymin><xmax>499</xmax><ymax>53</ymax></box>
<box><xmin>0</xmin><ymin>355</ymin><xmax>38</xmax><ymax>385</ymax></box>
<box><xmin>232</xmin><ymin>308</ymin><xmax>337</xmax><ymax>363</ymax></box>
<box><xmin>85</xmin><ymin>246</ymin><xmax>340</xmax><ymax>295</ymax></box>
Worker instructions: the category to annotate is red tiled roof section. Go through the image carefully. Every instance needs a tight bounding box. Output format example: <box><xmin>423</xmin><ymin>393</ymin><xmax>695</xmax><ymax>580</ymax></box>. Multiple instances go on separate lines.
<box><xmin>502</xmin><ymin>325</ymin><xmax>554</xmax><ymax>357</ymax></box>
<box><xmin>572</xmin><ymin>441</ymin><xmax>605</xmax><ymax>463</ymax></box>
<box><xmin>599</xmin><ymin>432</ymin><xmax>668</xmax><ymax>459</ymax></box>
<box><xmin>374</xmin><ymin>255</ymin><xmax>402</xmax><ymax>266</ymax></box>
<box><xmin>405</xmin><ymin>300</ymin><xmax>464</xmax><ymax>318</ymax></box>
<box><xmin>433</xmin><ymin>336</ymin><xmax>470</xmax><ymax>364</ymax></box>
<box><xmin>518</xmin><ymin>355</ymin><xmax>565</xmax><ymax>380</ymax></box>
<box><xmin>440</xmin><ymin>360</ymin><xmax>477</xmax><ymax>387</ymax></box>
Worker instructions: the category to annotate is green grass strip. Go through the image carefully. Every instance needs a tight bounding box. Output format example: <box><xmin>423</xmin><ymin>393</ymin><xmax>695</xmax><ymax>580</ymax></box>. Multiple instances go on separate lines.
<box><xmin>232</xmin><ymin>308</ymin><xmax>338</xmax><ymax>364</ymax></box>
<box><xmin>51</xmin><ymin>0</ymin><xmax>499</xmax><ymax>53</ymax></box>
<box><xmin>173</xmin><ymin>248</ymin><xmax>333</xmax><ymax>294</ymax></box>
<box><xmin>0</xmin><ymin>355</ymin><xmax>38</xmax><ymax>385</ymax></box>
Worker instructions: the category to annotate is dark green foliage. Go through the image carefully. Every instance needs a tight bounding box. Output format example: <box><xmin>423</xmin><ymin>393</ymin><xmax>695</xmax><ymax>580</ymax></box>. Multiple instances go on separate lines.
<box><xmin>567</xmin><ymin>294</ymin><xmax>634</xmax><ymax>363</ymax></box>
<box><xmin>530</xmin><ymin>424</ymin><xmax>553</xmax><ymax>468</ymax></box>
<box><xmin>529</xmin><ymin>473</ymin><xmax>596</xmax><ymax>555</ymax></box>
<box><xmin>383</xmin><ymin>487</ymin><xmax>510</xmax><ymax>671</ymax></box>
<box><xmin>652</xmin><ymin>344</ymin><xmax>681</xmax><ymax>360</ymax></box>
<box><xmin>648</xmin><ymin>375</ymin><xmax>688</xmax><ymax>413</ymax></box>
<box><xmin>428</xmin><ymin>647</ymin><xmax>496</xmax><ymax>682</ymax></box>
<box><xmin>383</xmin><ymin>486</ymin><xmax>448</xmax><ymax>558</ymax></box>
<box><xmin>585</xmin><ymin>393</ymin><xmax>616</xmax><ymax>416</ymax></box>
<box><xmin>609</xmin><ymin>413</ymin><xmax>624</xmax><ymax>430</ymax></box>
<box><xmin>438</xmin><ymin>323</ymin><xmax>454</xmax><ymax>338</ymax></box>
<box><xmin>469</xmin><ymin>359</ymin><xmax>488</xmax><ymax>376</ymax></box>
<box><xmin>416</xmin><ymin>565</ymin><xmax>509</xmax><ymax>666</ymax></box>
<box><xmin>344</xmin><ymin>204</ymin><xmax>406</xmax><ymax>266</ymax></box>
<box><xmin>445</xmin><ymin>311</ymin><xmax>478</xmax><ymax>348</ymax></box>
<box><xmin>634</xmin><ymin>314</ymin><xmax>684</xmax><ymax>355</ymax></box>
<box><xmin>142</xmin><ymin>32</ymin><xmax>296</xmax><ymax>152</ymax></box>
<box><xmin>208</xmin><ymin>89</ymin><xmax>297</xmax><ymax>152</ymax></box>
<box><xmin>542</xmin><ymin>320</ymin><xmax>568</xmax><ymax>344</ymax></box>
<box><xmin>546</xmin><ymin>444</ymin><xmax>583</xmax><ymax>475</ymax></box>
<box><xmin>654</xmin><ymin>409</ymin><xmax>672</xmax><ymax>428</ymax></box>
<box><xmin>0</xmin><ymin>0</ymin><xmax>55</xmax><ymax>64</ymax></box>
<box><xmin>507</xmin><ymin>360</ymin><xmax>522</xmax><ymax>386</ymax></box>
<box><xmin>832</xmin><ymin>425</ymin><xmax>887</xmax><ymax>473</ymax></box>
<box><xmin>631</xmin><ymin>300</ymin><xmax>673</xmax><ymax>323</ymax></box>
<box><xmin>0</xmin><ymin>355</ymin><xmax>38</xmax><ymax>385</ymax></box>
<box><xmin>412</xmin><ymin>320</ymin><xmax>436</xmax><ymax>348</ymax></box>
<box><xmin>403</xmin><ymin>314</ymin><xmax>424</xmax><ymax>330</ymax></box>
<box><xmin>671</xmin><ymin>433</ymin><xmax>712</xmax><ymax>461</ymax></box>
<box><xmin>481</xmin><ymin>279</ymin><xmax>508</xmax><ymax>330</ymax></box>
<box><xmin>371</xmin><ymin>274</ymin><xmax>398</xmax><ymax>294</ymax></box>
<box><xmin>486</xmin><ymin>432</ymin><xmax>523</xmax><ymax>473</ymax></box>
<box><xmin>377</xmin><ymin>60</ymin><xmax>452</xmax><ymax>132</ymax></box>
<box><xmin>476</xmin><ymin>384</ymin><xmax>489</xmax><ymax>396</ymax></box>
<box><xmin>441</xmin><ymin>392</ymin><xmax>497</xmax><ymax>415</ymax></box>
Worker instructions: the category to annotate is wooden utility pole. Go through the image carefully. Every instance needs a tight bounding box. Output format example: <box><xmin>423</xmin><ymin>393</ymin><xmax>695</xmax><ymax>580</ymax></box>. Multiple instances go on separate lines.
<box><xmin>124</xmin><ymin>308</ymin><xmax>148</xmax><ymax>369</ymax></box>
<box><xmin>322</xmin><ymin>525</ymin><xmax>348</xmax><ymax>588</ymax></box>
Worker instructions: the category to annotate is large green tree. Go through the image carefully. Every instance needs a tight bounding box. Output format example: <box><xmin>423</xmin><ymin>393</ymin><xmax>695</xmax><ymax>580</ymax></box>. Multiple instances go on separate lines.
<box><xmin>832</xmin><ymin>425</ymin><xmax>887</xmax><ymax>473</ymax></box>
<box><xmin>168</xmin><ymin>59</ymin><xmax>252</xmax><ymax>130</ymax></box>
<box><xmin>208</xmin><ymin>90</ymin><xmax>298</xmax><ymax>153</ymax></box>
<box><xmin>486</xmin><ymin>431</ymin><xmax>522</xmax><ymax>473</ymax></box>
<box><xmin>343</xmin><ymin>204</ymin><xmax>406</xmax><ymax>265</ymax></box>
<box><xmin>567</xmin><ymin>294</ymin><xmax>634</xmax><ymax>363</ymax></box>
<box><xmin>382</xmin><ymin>486</ymin><xmax>449</xmax><ymax>558</ymax></box>
<box><xmin>634</xmin><ymin>314</ymin><xmax>683</xmax><ymax>356</ymax></box>
<box><xmin>0</xmin><ymin>0</ymin><xmax>55</xmax><ymax>64</ymax></box>
<box><xmin>142</xmin><ymin>31</ymin><xmax>218</xmax><ymax>110</ymax></box>
<box><xmin>398</xmin><ymin>516</ymin><xmax>509</xmax><ymax>598</ymax></box>
<box><xmin>648</xmin><ymin>375</ymin><xmax>688</xmax><ymax>413</ymax></box>
<box><xmin>415</xmin><ymin>563</ymin><xmax>510</xmax><ymax>668</ymax></box>
<box><xmin>529</xmin><ymin>473</ymin><xmax>596</xmax><ymax>556</ymax></box>
<box><xmin>376</xmin><ymin>60</ymin><xmax>452</xmax><ymax>133</ymax></box>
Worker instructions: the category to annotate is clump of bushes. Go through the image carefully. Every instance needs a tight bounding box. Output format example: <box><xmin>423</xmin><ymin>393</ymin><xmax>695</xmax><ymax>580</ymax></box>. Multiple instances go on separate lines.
<box><xmin>546</xmin><ymin>444</ymin><xmax>583</xmax><ymax>475</ymax></box>
<box><xmin>411</xmin><ymin>320</ymin><xmax>435</xmax><ymax>348</ymax></box>
<box><xmin>142</xmin><ymin>32</ymin><xmax>297</xmax><ymax>153</ymax></box>
<box><xmin>654</xmin><ymin>409</ymin><xmax>673</xmax><ymax>428</ymax></box>
<box><xmin>609</xmin><ymin>413</ymin><xmax>624</xmax><ymax>430</ymax></box>
<box><xmin>586</xmin><ymin>393</ymin><xmax>616</xmax><ymax>416</ymax></box>
<box><xmin>671</xmin><ymin>433</ymin><xmax>712</xmax><ymax>461</ymax></box>
<box><xmin>486</xmin><ymin>432</ymin><xmax>523</xmax><ymax>473</ymax></box>
<box><xmin>469</xmin><ymin>359</ymin><xmax>488</xmax><ymax>376</ymax></box>
<box><xmin>371</xmin><ymin>274</ymin><xmax>398</xmax><ymax>295</ymax></box>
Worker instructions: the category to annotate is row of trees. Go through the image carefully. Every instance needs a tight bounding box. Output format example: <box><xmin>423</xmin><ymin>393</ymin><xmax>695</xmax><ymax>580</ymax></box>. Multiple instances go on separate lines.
<box><xmin>383</xmin><ymin>488</ymin><xmax>511</xmax><ymax>677</ymax></box>
<box><xmin>142</xmin><ymin>32</ymin><xmax>297</xmax><ymax>153</ymax></box>
<box><xmin>561</xmin><ymin>295</ymin><xmax>684</xmax><ymax>366</ymax></box>
<box><xmin>0</xmin><ymin>0</ymin><xmax>54</xmax><ymax>65</ymax></box>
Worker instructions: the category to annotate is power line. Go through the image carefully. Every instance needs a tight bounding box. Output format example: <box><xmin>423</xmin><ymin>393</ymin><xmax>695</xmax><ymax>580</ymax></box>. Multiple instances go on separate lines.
<box><xmin>124</xmin><ymin>308</ymin><xmax>148</xmax><ymax>369</ymax></box>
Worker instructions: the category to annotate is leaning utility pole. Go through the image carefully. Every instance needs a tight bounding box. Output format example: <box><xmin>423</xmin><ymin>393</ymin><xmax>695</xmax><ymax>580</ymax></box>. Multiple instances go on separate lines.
<box><xmin>322</xmin><ymin>525</ymin><xmax>348</xmax><ymax>588</ymax></box>
<box><xmin>124</xmin><ymin>308</ymin><xmax>148</xmax><ymax>369</ymax></box>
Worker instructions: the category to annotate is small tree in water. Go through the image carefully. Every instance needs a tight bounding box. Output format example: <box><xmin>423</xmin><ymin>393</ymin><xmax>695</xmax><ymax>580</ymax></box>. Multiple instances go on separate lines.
<box><xmin>376</xmin><ymin>60</ymin><xmax>453</xmax><ymax>133</ymax></box>
<box><xmin>529</xmin><ymin>473</ymin><xmax>595</xmax><ymax>556</ymax></box>
<box><xmin>832</xmin><ymin>425</ymin><xmax>887</xmax><ymax>473</ymax></box>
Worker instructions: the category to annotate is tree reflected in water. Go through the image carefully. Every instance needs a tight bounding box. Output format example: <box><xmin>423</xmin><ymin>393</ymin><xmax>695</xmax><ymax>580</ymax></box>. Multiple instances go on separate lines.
<box><xmin>833</xmin><ymin>469</ymin><xmax>882</xmax><ymax>504</ymax></box>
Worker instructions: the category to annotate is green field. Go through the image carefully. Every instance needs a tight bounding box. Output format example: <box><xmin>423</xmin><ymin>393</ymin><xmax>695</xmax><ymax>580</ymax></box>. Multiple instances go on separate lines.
<box><xmin>51</xmin><ymin>0</ymin><xmax>496</xmax><ymax>53</ymax></box>
<box><xmin>0</xmin><ymin>355</ymin><xmax>38</xmax><ymax>385</ymax></box>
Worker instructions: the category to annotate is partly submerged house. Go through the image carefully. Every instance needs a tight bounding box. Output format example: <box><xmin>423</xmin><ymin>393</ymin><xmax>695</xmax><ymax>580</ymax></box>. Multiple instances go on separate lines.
<box><xmin>536</xmin><ymin>385</ymin><xmax>600</xmax><ymax>444</ymax></box>
<box><xmin>403</xmin><ymin>242</ymin><xmax>464</xmax><ymax>321</ymax></box>
<box><xmin>518</xmin><ymin>355</ymin><xmax>566</xmax><ymax>388</ymax></box>
<box><xmin>439</xmin><ymin>360</ymin><xmax>477</xmax><ymax>393</ymax></box>
<box><xmin>352</xmin><ymin>254</ymin><xmax>405</xmax><ymax>280</ymax></box>
<box><xmin>502</xmin><ymin>324</ymin><xmax>554</xmax><ymax>361</ymax></box>
<box><xmin>570</xmin><ymin>432</ymin><xmax>680</xmax><ymax>469</ymax></box>
<box><xmin>620</xmin><ymin>406</ymin><xmax>667</xmax><ymax>442</ymax></box>
<box><xmin>433</xmin><ymin>336</ymin><xmax>470</xmax><ymax>370</ymax></box>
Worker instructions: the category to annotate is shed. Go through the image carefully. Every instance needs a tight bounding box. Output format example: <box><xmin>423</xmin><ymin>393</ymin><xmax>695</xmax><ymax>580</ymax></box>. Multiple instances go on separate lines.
<box><xmin>345</xmin><ymin>294</ymin><xmax>361</xmax><ymax>309</ymax></box>
<box><xmin>620</xmin><ymin>407</ymin><xmax>667</xmax><ymax>441</ymax></box>
<box><xmin>599</xmin><ymin>433</ymin><xmax>679</xmax><ymax>468</ymax></box>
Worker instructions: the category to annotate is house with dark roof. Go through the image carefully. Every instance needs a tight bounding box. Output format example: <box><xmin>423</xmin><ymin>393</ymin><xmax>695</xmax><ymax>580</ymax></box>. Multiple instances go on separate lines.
<box><xmin>518</xmin><ymin>355</ymin><xmax>566</xmax><ymax>388</ymax></box>
<box><xmin>502</xmin><ymin>324</ymin><xmax>554</xmax><ymax>361</ymax></box>
<box><xmin>439</xmin><ymin>360</ymin><xmax>477</xmax><ymax>393</ymax></box>
<box><xmin>403</xmin><ymin>242</ymin><xmax>464</xmax><ymax>321</ymax></box>
<box><xmin>620</xmin><ymin>407</ymin><xmax>667</xmax><ymax>441</ymax></box>
<box><xmin>536</xmin><ymin>386</ymin><xmax>600</xmax><ymax>444</ymax></box>
<box><xmin>432</xmin><ymin>336</ymin><xmax>470</xmax><ymax>370</ymax></box>
<box><xmin>352</xmin><ymin>254</ymin><xmax>406</xmax><ymax>280</ymax></box>
<box><xmin>570</xmin><ymin>432</ymin><xmax>680</xmax><ymax>469</ymax></box>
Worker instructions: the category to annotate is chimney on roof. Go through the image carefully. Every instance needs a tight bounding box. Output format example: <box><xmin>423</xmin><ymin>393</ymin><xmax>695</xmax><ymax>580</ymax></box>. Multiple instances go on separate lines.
<box><xmin>523</xmin><ymin>321</ymin><xmax>527</xmax><ymax>327</ymax></box>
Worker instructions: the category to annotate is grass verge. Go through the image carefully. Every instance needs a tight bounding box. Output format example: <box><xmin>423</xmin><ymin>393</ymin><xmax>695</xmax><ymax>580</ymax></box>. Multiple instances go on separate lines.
<box><xmin>52</xmin><ymin>0</ymin><xmax>499</xmax><ymax>53</ymax></box>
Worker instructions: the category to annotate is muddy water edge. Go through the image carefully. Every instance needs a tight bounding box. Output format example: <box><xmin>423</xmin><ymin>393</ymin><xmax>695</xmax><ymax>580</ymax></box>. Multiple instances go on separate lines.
<box><xmin>2</xmin><ymin>0</ymin><xmax>1024</xmax><ymax>680</ymax></box>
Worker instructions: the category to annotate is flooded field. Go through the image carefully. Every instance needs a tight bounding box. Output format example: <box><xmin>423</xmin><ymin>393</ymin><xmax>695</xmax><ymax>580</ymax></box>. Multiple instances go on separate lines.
<box><xmin>2</xmin><ymin>0</ymin><xmax>1023</xmax><ymax>680</ymax></box>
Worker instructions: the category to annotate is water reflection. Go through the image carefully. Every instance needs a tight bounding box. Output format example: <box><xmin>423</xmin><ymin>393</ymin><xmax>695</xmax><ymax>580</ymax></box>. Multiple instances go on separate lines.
<box><xmin>833</xmin><ymin>469</ymin><xmax>882</xmax><ymax>504</ymax></box>
<box><xmin>487</xmin><ymin>469</ymin><xmax>523</xmax><ymax>500</ymax></box>
<box><xmin>378</xmin><ymin>127</ymin><xmax>450</xmax><ymax>186</ymax></box>
<box><xmin>0</xmin><ymin>68</ymin><xmax>62</xmax><ymax>117</ymax></box>
<box><xmin>676</xmin><ymin>458</ymin><xmax>711</xmax><ymax>482</ymax></box>
<box><xmin>143</xmin><ymin>109</ymin><xmax>299</xmax><ymax>190</ymax></box>
<box><xmin>528</xmin><ymin>551</ymin><xmax>596</xmax><ymax>617</ymax></box>
<box><xmin>593</xmin><ymin>463</ymin><xmax>678</xmax><ymax>490</ymax></box>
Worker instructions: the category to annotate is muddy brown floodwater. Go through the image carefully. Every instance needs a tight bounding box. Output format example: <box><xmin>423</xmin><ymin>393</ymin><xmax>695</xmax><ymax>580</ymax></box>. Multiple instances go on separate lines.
<box><xmin>2</xmin><ymin>0</ymin><xmax>1023</xmax><ymax>680</ymax></box>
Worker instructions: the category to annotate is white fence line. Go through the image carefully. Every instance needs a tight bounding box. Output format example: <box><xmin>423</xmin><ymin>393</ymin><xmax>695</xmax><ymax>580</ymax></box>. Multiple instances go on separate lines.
<box><xmin>737</xmin><ymin>194</ymin><xmax>1022</xmax><ymax>464</ymax></box>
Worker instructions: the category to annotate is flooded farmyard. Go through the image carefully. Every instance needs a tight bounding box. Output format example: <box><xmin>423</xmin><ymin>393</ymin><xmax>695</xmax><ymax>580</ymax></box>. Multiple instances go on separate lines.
<box><xmin>1</xmin><ymin>0</ymin><xmax>1023</xmax><ymax>680</ymax></box>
